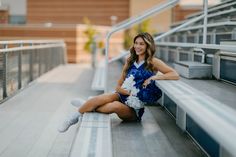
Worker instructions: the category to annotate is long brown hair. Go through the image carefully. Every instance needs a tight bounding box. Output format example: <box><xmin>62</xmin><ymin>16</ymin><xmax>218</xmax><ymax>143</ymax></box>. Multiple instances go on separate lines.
<box><xmin>124</xmin><ymin>32</ymin><xmax>156</xmax><ymax>74</ymax></box>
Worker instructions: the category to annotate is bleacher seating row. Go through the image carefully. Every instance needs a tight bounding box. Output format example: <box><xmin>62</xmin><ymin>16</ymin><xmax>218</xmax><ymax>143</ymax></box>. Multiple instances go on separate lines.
<box><xmin>154</xmin><ymin>1</ymin><xmax>236</xmax><ymax>157</ymax></box>
<box><xmin>172</xmin><ymin>0</ymin><xmax>236</xmax><ymax>28</ymax></box>
<box><xmin>164</xmin><ymin>0</ymin><xmax>236</xmax><ymax>45</ymax></box>
<box><xmin>80</xmin><ymin>1</ymin><xmax>236</xmax><ymax>157</ymax></box>
<box><xmin>186</xmin><ymin>0</ymin><xmax>236</xmax><ymax>20</ymax></box>
<box><xmin>156</xmin><ymin>80</ymin><xmax>236</xmax><ymax>157</ymax></box>
<box><xmin>70</xmin><ymin>112</ymin><xmax>112</xmax><ymax>157</ymax></box>
<box><xmin>91</xmin><ymin>59</ymin><xmax>106</xmax><ymax>91</ymax></box>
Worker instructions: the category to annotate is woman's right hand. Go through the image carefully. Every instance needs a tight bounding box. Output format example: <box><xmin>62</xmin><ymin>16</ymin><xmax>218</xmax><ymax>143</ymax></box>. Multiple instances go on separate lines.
<box><xmin>116</xmin><ymin>86</ymin><xmax>130</xmax><ymax>95</ymax></box>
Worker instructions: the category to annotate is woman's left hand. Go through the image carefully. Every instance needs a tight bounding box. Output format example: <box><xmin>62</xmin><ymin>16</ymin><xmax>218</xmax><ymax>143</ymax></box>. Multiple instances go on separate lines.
<box><xmin>143</xmin><ymin>76</ymin><xmax>155</xmax><ymax>88</ymax></box>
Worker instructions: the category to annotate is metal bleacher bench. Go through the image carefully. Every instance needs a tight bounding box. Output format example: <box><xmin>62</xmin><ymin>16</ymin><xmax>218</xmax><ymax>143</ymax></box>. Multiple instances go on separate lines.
<box><xmin>91</xmin><ymin>60</ymin><xmax>106</xmax><ymax>91</ymax></box>
<box><xmin>155</xmin><ymin>79</ymin><xmax>236</xmax><ymax>156</ymax></box>
<box><xmin>70</xmin><ymin>112</ymin><xmax>112</xmax><ymax>157</ymax></box>
<box><xmin>91</xmin><ymin>50</ymin><xmax>129</xmax><ymax>91</ymax></box>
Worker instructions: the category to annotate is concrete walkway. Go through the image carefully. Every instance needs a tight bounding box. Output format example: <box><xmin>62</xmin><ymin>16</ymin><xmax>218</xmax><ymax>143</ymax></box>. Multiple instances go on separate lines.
<box><xmin>0</xmin><ymin>64</ymin><xmax>99</xmax><ymax>157</ymax></box>
<box><xmin>0</xmin><ymin>63</ymin><xmax>207</xmax><ymax>157</ymax></box>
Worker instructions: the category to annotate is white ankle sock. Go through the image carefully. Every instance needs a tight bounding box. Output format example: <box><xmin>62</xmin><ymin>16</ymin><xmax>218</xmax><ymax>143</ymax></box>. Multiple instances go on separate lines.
<box><xmin>70</xmin><ymin>98</ymin><xmax>86</xmax><ymax>107</ymax></box>
<box><xmin>69</xmin><ymin>112</ymin><xmax>81</xmax><ymax>121</ymax></box>
<box><xmin>58</xmin><ymin>112</ymin><xmax>82</xmax><ymax>133</ymax></box>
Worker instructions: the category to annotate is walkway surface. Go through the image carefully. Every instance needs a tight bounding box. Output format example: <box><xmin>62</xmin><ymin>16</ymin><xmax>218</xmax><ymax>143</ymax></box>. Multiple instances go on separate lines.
<box><xmin>0</xmin><ymin>64</ymin><xmax>99</xmax><ymax>157</ymax></box>
<box><xmin>2</xmin><ymin>61</ymin><xmax>230</xmax><ymax>157</ymax></box>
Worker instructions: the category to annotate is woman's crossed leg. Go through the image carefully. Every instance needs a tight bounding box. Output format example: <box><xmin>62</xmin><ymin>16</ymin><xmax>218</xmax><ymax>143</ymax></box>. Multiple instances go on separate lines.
<box><xmin>79</xmin><ymin>93</ymin><xmax>136</xmax><ymax>121</ymax></box>
<box><xmin>58</xmin><ymin>93</ymin><xmax>136</xmax><ymax>132</ymax></box>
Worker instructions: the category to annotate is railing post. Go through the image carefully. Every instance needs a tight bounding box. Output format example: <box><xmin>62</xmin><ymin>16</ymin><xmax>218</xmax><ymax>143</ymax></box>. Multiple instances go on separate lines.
<box><xmin>2</xmin><ymin>44</ymin><xmax>8</xmax><ymax>98</ymax></box>
<box><xmin>104</xmin><ymin>34</ymin><xmax>111</xmax><ymax>93</ymax></box>
<box><xmin>212</xmin><ymin>29</ymin><xmax>216</xmax><ymax>44</ymax></box>
<box><xmin>18</xmin><ymin>43</ymin><xmax>23</xmax><ymax>89</ymax></box>
<box><xmin>45</xmin><ymin>49</ymin><xmax>49</xmax><ymax>72</ymax></box>
<box><xmin>38</xmin><ymin>49</ymin><xmax>42</xmax><ymax>76</ymax></box>
<box><xmin>232</xmin><ymin>28</ymin><xmax>236</xmax><ymax>40</ymax></box>
<box><xmin>29</xmin><ymin>43</ymin><xmax>33</xmax><ymax>82</ymax></box>
<box><xmin>63</xmin><ymin>43</ymin><xmax>67</xmax><ymax>64</ymax></box>
<box><xmin>91</xmin><ymin>37</ymin><xmax>97</xmax><ymax>68</ymax></box>
<box><xmin>203</xmin><ymin>0</ymin><xmax>208</xmax><ymax>44</ymax></box>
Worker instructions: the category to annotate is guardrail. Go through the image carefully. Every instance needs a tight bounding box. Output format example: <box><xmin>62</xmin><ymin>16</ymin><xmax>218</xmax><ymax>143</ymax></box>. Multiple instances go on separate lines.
<box><xmin>0</xmin><ymin>40</ymin><xmax>66</xmax><ymax>102</ymax></box>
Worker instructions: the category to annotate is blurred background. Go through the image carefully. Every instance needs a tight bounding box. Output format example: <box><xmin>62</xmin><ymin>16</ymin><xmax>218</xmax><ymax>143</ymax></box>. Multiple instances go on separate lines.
<box><xmin>0</xmin><ymin>0</ymin><xmax>222</xmax><ymax>63</ymax></box>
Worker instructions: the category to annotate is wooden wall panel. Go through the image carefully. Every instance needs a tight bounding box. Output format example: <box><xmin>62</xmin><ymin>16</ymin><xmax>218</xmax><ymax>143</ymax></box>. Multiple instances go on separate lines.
<box><xmin>27</xmin><ymin>0</ymin><xmax>129</xmax><ymax>26</ymax></box>
<box><xmin>0</xmin><ymin>9</ymin><xmax>9</xmax><ymax>24</ymax></box>
<box><xmin>0</xmin><ymin>25</ymin><xmax>124</xmax><ymax>63</ymax></box>
<box><xmin>172</xmin><ymin>5</ymin><xmax>201</xmax><ymax>23</ymax></box>
<box><xmin>0</xmin><ymin>25</ymin><xmax>77</xmax><ymax>63</ymax></box>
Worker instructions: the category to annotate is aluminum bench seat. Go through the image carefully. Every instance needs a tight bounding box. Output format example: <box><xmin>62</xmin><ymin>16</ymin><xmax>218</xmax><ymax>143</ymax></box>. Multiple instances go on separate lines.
<box><xmin>155</xmin><ymin>80</ymin><xmax>236</xmax><ymax>156</ymax></box>
<box><xmin>70</xmin><ymin>112</ymin><xmax>112</xmax><ymax>157</ymax></box>
<box><xmin>91</xmin><ymin>60</ymin><xmax>105</xmax><ymax>91</ymax></box>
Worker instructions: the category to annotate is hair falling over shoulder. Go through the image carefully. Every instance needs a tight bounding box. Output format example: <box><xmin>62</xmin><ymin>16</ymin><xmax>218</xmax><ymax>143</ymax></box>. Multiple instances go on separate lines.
<box><xmin>124</xmin><ymin>32</ymin><xmax>156</xmax><ymax>75</ymax></box>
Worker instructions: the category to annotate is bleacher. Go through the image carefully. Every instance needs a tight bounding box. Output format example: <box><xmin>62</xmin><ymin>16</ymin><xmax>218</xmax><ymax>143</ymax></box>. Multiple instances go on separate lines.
<box><xmin>90</xmin><ymin>1</ymin><xmax>236</xmax><ymax>157</ymax></box>
<box><xmin>168</xmin><ymin>0</ymin><xmax>236</xmax><ymax>45</ymax></box>
<box><xmin>1</xmin><ymin>1</ymin><xmax>236</xmax><ymax>157</ymax></box>
<box><xmin>153</xmin><ymin>1</ymin><xmax>236</xmax><ymax>157</ymax></box>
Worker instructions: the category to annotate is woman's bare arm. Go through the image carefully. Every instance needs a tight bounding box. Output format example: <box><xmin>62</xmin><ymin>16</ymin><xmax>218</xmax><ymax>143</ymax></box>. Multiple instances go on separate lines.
<box><xmin>115</xmin><ymin>58</ymin><xmax>130</xmax><ymax>95</ymax></box>
<box><xmin>152</xmin><ymin>58</ymin><xmax>179</xmax><ymax>80</ymax></box>
<box><xmin>143</xmin><ymin>58</ymin><xmax>179</xmax><ymax>87</ymax></box>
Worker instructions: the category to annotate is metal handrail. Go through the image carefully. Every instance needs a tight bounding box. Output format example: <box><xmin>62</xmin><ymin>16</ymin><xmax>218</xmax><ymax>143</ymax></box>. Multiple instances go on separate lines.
<box><xmin>107</xmin><ymin>5</ymin><xmax>207</xmax><ymax>64</ymax></box>
<box><xmin>203</xmin><ymin>0</ymin><xmax>208</xmax><ymax>44</ymax></box>
<box><xmin>0</xmin><ymin>40</ymin><xmax>66</xmax><ymax>103</ymax></box>
<box><xmin>156</xmin><ymin>42</ymin><xmax>236</xmax><ymax>52</ymax></box>
<box><xmin>171</xmin><ymin>7</ymin><xmax>236</xmax><ymax>28</ymax></box>
<box><xmin>175</xmin><ymin>21</ymin><xmax>236</xmax><ymax>32</ymax></box>
<box><xmin>0</xmin><ymin>43</ymin><xmax>65</xmax><ymax>53</ymax></box>
<box><xmin>155</xmin><ymin>0</ymin><xmax>208</xmax><ymax>42</ymax></box>
<box><xmin>0</xmin><ymin>40</ymin><xmax>64</xmax><ymax>45</ymax></box>
<box><xmin>154</xmin><ymin>14</ymin><xmax>205</xmax><ymax>41</ymax></box>
<box><xmin>186</xmin><ymin>0</ymin><xmax>236</xmax><ymax>19</ymax></box>
<box><xmin>104</xmin><ymin>0</ymin><xmax>180</xmax><ymax>92</ymax></box>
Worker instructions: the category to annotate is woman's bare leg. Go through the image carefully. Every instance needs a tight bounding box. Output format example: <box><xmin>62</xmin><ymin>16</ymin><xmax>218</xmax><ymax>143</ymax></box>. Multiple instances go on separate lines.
<box><xmin>58</xmin><ymin>93</ymin><xmax>137</xmax><ymax>132</ymax></box>
<box><xmin>78</xmin><ymin>93</ymin><xmax>119</xmax><ymax>113</ymax></box>
<box><xmin>95</xmin><ymin>101</ymin><xmax>137</xmax><ymax>121</ymax></box>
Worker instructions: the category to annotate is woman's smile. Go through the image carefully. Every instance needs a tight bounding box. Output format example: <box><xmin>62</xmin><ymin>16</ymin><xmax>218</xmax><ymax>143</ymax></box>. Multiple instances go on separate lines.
<box><xmin>134</xmin><ymin>37</ymin><xmax>147</xmax><ymax>56</ymax></box>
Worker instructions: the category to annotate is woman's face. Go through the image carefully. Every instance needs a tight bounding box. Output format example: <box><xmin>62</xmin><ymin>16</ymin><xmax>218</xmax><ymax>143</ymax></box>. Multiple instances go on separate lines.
<box><xmin>134</xmin><ymin>37</ymin><xmax>147</xmax><ymax>56</ymax></box>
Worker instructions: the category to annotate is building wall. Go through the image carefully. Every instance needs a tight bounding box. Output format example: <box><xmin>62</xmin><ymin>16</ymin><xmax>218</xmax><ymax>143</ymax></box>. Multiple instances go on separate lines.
<box><xmin>130</xmin><ymin>0</ymin><xmax>172</xmax><ymax>33</ymax></box>
<box><xmin>173</xmin><ymin>0</ymin><xmax>221</xmax><ymax>22</ymax></box>
<box><xmin>1</xmin><ymin>0</ymin><xmax>26</xmax><ymax>15</ymax></box>
<box><xmin>172</xmin><ymin>4</ymin><xmax>201</xmax><ymax>23</ymax></box>
<box><xmin>0</xmin><ymin>24</ymin><xmax>123</xmax><ymax>63</ymax></box>
<box><xmin>0</xmin><ymin>25</ymin><xmax>77</xmax><ymax>62</ymax></box>
<box><xmin>1</xmin><ymin>0</ymin><xmax>215</xmax><ymax>63</ymax></box>
<box><xmin>1</xmin><ymin>0</ymin><xmax>26</xmax><ymax>24</ymax></box>
<box><xmin>27</xmin><ymin>0</ymin><xmax>129</xmax><ymax>26</ymax></box>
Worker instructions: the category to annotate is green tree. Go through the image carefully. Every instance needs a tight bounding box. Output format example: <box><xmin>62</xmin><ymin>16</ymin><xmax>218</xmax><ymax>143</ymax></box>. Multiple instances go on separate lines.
<box><xmin>123</xmin><ymin>19</ymin><xmax>157</xmax><ymax>50</ymax></box>
<box><xmin>134</xmin><ymin>19</ymin><xmax>152</xmax><ymax>33</ymax></box>
<box><xmin>83</xmin><ymin>17</ymin><xmax>97</xmax><ymax>53</ymax></box>
<box><xmin>123</xmin><ymin>29</ymin><xmax>133</xmax><ymax>50</ymax></box>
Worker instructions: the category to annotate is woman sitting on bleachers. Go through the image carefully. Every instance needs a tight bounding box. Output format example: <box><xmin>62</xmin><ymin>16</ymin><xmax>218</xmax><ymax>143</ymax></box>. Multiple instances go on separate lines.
<box><xmin>58</xmin><ymin>32</ymin><xmax>179</xmax><ymax>133</ymax></box>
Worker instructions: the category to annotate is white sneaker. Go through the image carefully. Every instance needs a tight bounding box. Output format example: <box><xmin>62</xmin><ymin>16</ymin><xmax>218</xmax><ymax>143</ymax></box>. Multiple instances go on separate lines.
<box><xmin>70</xmin><ymin>98</ymin><xmax>86</xmax><ymax>108</ymax></box>
<box><xmin>58</xmin><ymin>112</ymin><xmax>81</xmax><ymax>133</ymax></box>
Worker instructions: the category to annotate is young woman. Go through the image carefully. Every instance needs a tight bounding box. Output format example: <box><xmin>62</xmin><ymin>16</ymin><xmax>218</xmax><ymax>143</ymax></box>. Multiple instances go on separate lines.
<box><xmin>58</xmin><ymin>32</ymin><xmax>179</xmax><ymax>132</ymax></box>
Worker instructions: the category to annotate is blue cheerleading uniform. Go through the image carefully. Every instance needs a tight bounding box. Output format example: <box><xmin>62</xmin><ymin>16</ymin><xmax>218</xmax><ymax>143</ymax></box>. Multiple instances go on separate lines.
<box><xmin>117</xmin><ymin>61</ymin><xmax>162</xmax><ymax>121</ymax></box>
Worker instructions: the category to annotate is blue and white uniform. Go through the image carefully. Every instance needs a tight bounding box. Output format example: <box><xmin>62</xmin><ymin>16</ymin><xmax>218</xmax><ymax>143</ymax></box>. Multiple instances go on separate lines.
<box><xmin>117</xmin><ymin>60</ymin><xmax>162</xmax><ymax>121</ymax></box>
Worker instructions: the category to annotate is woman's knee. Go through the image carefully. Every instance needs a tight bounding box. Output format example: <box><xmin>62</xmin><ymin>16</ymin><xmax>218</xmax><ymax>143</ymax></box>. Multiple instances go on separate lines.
<box><xmin>95</xmin><ymin>101</ymin><xmax>118</xmax><ymax>113</ymax></box>
<box><xmin>101</xmin><ymin>101</ymin><xmax>121</xmax><ymax>113</ymax></box>
<box><xmin>91</xmin><ymin>93</ymin><xmax>118</xmax><ymax>103</ymax></box>
<box><xmin>110</xmin><ymin>102</ymin><xmax>137</xmax><ymax>120</ymax></box>
<box><xmin>108</xmin><ymin>101</ymin><xmax>134</xmax><ymax>114</ymax></box>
